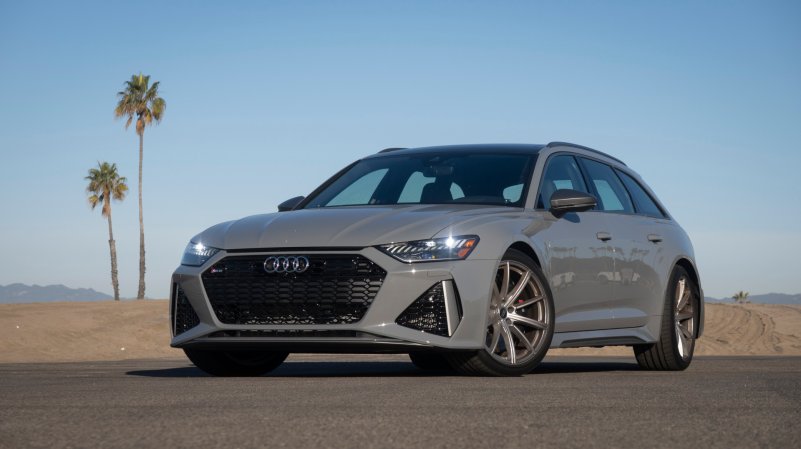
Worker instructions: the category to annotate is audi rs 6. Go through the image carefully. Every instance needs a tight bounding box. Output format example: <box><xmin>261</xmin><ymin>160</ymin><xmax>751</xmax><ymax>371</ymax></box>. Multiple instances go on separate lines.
<box><xmin>170</xmin><ymin>142</ymin><xmax>703</xmax><ymax>376</ymax></box>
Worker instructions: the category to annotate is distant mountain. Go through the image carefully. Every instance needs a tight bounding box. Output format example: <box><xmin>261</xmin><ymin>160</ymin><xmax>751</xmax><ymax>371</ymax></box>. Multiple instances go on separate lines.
<box><xmin>0</xmin><ymin>283</ymin><xmax>113</xmax><ymax>304</ymax></box>
<box><xmin>705</xmin><ymin>293</ymin><xmax>801</xmax><ymax>305</ymax></box>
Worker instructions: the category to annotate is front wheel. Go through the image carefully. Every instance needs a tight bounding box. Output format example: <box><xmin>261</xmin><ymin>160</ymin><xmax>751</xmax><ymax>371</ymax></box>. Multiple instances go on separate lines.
<box><xmin>448</xmin><ymin>249</ymin><xmax>554</xmax><ymax>376</ymax></box>
<box><xmin>183</xmin><ymin>348</ymin><xmax>289</xmax><ymax>376</ymax></box>
<box><xmin>634</xmin><ymin>266</ymin><xmax>698</xmax><ymax>370</ymax></box>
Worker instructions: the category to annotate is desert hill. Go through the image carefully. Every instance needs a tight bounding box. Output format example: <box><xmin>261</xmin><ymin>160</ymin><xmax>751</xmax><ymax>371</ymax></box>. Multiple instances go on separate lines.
<box><xmin>0</xmin><ymin>284</ymin><xmax>112</xmax><ymax>303</ymax></box>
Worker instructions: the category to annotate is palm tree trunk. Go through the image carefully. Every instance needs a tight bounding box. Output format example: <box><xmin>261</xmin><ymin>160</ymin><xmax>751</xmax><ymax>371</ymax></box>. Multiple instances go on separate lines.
<box><xmin>137</xmin><ymin>131</ymin><xmax>146</xmax><ymax>299</ymax></box>
<box><xmin>107</xmin><ymin>209</ymin><xmax>120</xmax><ymax>301</ymax></box>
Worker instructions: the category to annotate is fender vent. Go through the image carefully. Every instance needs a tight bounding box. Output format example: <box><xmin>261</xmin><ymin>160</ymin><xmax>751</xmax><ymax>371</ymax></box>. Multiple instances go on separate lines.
<box><xmin>396</xmin><ymin>282</ymin><xmax>451</xmax><ymax>336</ymax></box>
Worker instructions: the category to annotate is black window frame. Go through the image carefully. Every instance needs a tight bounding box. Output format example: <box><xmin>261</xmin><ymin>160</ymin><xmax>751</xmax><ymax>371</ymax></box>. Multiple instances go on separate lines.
<box><xmin>614</xmin><ymin>168</ymin><xmax>669</xmax><ymax>219</ymax></box>
<box><xmin>535</xmin><ymin>151</ymin><xmax>672</xmax><ymax>220</ymax></box>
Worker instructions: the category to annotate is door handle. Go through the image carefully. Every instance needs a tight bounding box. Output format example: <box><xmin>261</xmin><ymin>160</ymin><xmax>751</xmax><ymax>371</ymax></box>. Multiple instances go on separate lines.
<box><xmin>647</xmin><ymin>234</ymin><xmax>663</xmax><ymax>243</ymax></box>
<box><xmin>596</xmin><ymin>232</ymin><xmax>612</xmax><ymax>242</ymax></box>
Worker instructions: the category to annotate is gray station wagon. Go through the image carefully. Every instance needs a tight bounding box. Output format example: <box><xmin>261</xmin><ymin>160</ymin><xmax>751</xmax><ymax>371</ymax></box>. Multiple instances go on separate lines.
<box><xmin>170</xmin><ymin>142</ymin><xmax>703</xmax><ymax>376</ymax></box>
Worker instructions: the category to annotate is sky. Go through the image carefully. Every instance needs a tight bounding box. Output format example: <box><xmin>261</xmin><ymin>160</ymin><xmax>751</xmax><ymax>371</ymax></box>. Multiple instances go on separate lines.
<box><xmin>0</xmin><ymin>0</ymin><xmax>799</xmax><ymax>299</ymax></box>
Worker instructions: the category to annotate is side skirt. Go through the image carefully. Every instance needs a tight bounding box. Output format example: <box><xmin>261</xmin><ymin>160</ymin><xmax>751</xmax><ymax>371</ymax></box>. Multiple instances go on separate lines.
<box><xmin>550</xmin><ymin>318</ymin><xmax>661</xmax><ymax>348</ymax></box>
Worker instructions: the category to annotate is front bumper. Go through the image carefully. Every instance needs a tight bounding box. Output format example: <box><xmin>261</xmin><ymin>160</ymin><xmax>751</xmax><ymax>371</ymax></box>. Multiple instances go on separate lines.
<box><xmin>170</xmin><ymin>247</ymin><xmax>497</xmax><ymax>353</ymax></box>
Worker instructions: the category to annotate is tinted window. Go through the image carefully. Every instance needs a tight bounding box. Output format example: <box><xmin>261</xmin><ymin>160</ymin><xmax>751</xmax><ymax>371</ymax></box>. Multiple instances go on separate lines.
<box><xmin>537</xmin><ymin>155</ymin><xmax>588</xmax><ymax>209</ymax></box>
<box><xmin>580</xmin><ymin>158</ymin><xmax>634</xmax><ymax>213</ymax></box>
<box><xmin>304</xmin><ymin>153</ymin><xmax>536</xmax><ymax>208</ymax></box>
<box><xmin>617</xmin><ymin>170</ymin><xmax>666</xmax><ymax>218</ymax></box>
<box><xmin>398</xmin><ymin>172</ymin><xmax>465</xmax><ymax>203</ymax></box>
<box><xmin>327</xmin><ymin>169</ymin><xmax>388</xmax><ymax>206</ymax></box>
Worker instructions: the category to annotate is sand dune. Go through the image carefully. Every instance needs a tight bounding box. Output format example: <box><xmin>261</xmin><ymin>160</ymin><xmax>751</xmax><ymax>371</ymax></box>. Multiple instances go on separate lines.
<box><xmin>548</xmin><ymin>303</ymin><xmax>801</xmax><ymax>357</ymax></box>
<box><xmin>1</xmin><ymin>300</ymin><xmax>799</xmax><ymax>363</ymax></box>
<box><xmin>0</xmin><ymin>300</ymin><xmax>178</xmax><ymax>363</ymax></box>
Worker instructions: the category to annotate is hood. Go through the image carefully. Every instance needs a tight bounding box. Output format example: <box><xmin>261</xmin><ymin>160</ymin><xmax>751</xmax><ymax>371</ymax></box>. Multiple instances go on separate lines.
<box><xmin>195</xmin><ymin>205</ymin><xmax>523</xmax><ymax>249</ymax></box>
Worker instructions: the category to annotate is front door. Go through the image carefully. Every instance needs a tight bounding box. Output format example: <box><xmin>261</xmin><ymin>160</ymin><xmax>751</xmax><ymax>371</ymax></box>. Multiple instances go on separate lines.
<box><xmin>533</xmin><ymin>154</ymin><xmax>616</xmax><ymax>332</ymax></box>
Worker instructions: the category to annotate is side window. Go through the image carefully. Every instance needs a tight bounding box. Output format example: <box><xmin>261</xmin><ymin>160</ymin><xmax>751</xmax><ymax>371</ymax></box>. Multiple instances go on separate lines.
<box><xmin>537</xmin><ymin>155</ymin><xmax>589</xmax><ymax>209</ymax></box>
<box><xmin>616</xmin><ymin>170</ymin><xmax>666</xmax><ymax>218</ymax></box>
<box><xmin>579</xmin><ymin>158</ymin><xmax>634</xmax><ymax>213</ymax></box>
<box><xmin>326</xmin><ymin>169</ymin><xmax>388</xmax><ymax>206</ymax></box>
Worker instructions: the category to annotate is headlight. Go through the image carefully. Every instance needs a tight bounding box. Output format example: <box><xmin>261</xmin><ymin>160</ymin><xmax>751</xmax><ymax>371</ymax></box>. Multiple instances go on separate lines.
<box><xmin>377</xmin><ymin>235</ymin><xmax>479</xmax><ymax>263</ymax></box>
<box><xmin>181</xmin><ymin>241</ymin><xmax>221</xmax><ymax>266</ymax></box>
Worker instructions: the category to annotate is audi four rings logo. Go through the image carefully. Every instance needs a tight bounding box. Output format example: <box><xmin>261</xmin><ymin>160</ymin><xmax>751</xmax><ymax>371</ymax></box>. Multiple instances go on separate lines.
<box><xmin>263</xmin><ymin>256</ymin><xmax>310</xmax><ymax>273</ymax></box>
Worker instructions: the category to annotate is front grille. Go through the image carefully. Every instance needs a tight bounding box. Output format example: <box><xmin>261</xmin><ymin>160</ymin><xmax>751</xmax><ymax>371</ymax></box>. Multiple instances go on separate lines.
<box><xmin>172</xmin><ymin>284</ymin><xmax>200</xmax><ymax>336</ymax></box>
<box><xmin>201</xmin><ymin>254</ymin><xmax>386</xmax><ymax>325</ymax></box>
<box><xmin>396</xmin><ymin>282</ymin><xmax>449</xmax><ymax>336</ymax></box>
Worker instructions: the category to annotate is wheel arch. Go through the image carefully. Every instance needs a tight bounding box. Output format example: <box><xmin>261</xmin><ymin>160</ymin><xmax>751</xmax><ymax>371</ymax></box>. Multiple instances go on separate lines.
<box><xmin>508</xmin><ymin>241</ymin><xmax>542</xmax><ymax>268</ymax></box>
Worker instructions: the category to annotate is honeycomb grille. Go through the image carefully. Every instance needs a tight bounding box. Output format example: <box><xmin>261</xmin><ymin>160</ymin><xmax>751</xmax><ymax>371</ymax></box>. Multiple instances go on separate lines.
<box><xmin>172</xmin><ymin>284</ymin><xmax>200</xmax><ymax>335</ymax></box>
<box><xmin>396</xmin><ymin>282</ymin><xmax>449</xmax><ymax>336</ymax></box>
<box><xmin>201</xmin><ymin>254</ymin><xmax>386</xmax><ymax>325</ymax></box>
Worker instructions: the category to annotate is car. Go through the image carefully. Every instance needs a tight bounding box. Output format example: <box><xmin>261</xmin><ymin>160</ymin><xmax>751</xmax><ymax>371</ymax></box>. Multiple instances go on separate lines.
<box><xmin>170</xmin><ymin>142</ymin><xmax>703</xmax><ymax>376</ymax></box>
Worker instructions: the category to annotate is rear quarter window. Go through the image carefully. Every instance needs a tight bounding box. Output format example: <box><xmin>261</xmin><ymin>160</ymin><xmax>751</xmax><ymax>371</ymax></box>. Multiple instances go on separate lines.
<box><xmin>616</xmin><ymin>170</ymin><xmax>667</xmax><ymax>218</ymax></box>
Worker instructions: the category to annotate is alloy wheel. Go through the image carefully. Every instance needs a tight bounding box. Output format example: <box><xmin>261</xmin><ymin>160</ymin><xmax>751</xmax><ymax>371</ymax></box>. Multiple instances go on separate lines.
<box><xmin>485</xmin><ymin>260</ymin><xmax>551</xmax><ymax>366</ymax></box>
<box><xmin>674</xmin><ymin>276</ymin><xmax>695</xmax><ymax>360</ymax></box>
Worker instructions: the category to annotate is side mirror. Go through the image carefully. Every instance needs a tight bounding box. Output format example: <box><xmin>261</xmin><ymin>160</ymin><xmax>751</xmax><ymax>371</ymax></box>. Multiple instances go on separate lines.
<box><xmin>277</xmin><ymin>196</ymin><xmax>305</xmax><ymax>212</ymax></box>
<box><xmin>549</xmin><ymin>189</ymin><xmax>596</xmax><ymax>215</ymax></box>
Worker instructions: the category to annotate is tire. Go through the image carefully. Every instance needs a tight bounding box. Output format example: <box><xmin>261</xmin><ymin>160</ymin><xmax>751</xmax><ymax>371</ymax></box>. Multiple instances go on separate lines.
<box><xmin>447</xmin><ymin>249</ymin><xmax>555</xmax><ymax>376</ymax></box>
<box><xmin>634</xmin><ymin>266</ymin><xmax>698</xmax><ymax>371</ymax></box>
<box><xmin>408</xmin><ymin>352</ymin><xmax>453</xmax><ymax>371</ymax></box>
<box><xmin>183</xmin><ymin>348</ymin><xmax>289</xmax><ymax>376</ymax></box>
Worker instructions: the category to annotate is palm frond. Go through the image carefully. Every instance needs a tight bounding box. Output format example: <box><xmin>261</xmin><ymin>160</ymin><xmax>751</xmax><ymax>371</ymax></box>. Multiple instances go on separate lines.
<box><xmin>87</xmin><ymin>194</ymin><xmax>100</xmax><ymax>210</ymax></box>
<box><xmin>114</xmin><ymin>72</ymin><xmax>166</xmax><ymax>131</ymax></box>
<box><xmin>85</xmin><ymin>162</ymin><xmax>128</xmax><ymax>217</ymax></box>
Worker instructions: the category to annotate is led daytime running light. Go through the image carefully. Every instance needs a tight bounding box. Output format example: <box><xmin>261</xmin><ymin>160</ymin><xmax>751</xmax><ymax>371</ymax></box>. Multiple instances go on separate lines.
<box><xmin>378</xmin><ymin>235</ymin><xmax>479</xmax><ymax>263</ymax></box>
<box><xmin>181</xmin><ymin>241</ymin><xmax>221</xmax><ymax>266</ymax></box>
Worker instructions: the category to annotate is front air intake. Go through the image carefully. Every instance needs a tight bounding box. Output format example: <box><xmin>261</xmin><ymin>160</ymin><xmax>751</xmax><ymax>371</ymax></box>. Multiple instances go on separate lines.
<box><xmin>171</xmin><ymin>284</ymin><xmax>200</xmax><ymax>336</ymax></box>
<box><xmin>396</xmin><ymin>281</ymin><xmax>462</xmax><ymax>337</ymax></box>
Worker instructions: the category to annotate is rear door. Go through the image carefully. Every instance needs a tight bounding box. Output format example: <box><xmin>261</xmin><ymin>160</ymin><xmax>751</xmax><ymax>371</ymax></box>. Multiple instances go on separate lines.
<box><xmin>578</xmin><ymin>157</ymin><xmax>660</xmax><ymax>328</ymax></box>
<box><xmin>615</xmin><ymin>169</ymin><xmax>672</xmax><ymax>320</ymax></box>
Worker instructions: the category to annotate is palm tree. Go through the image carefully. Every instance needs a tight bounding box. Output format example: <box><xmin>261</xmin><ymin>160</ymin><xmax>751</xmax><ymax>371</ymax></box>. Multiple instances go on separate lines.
<box><xmin>86</xmin><ymin>162</ymin><xmax>128</xmax><ymax>301</ymax></box>
<box><xmin>114</xmin><ymin>73</ymin><xmax>166</xmax><ymax>299</ymax></box>
<box><xmin>732</xmin><ymin>291</ymin><xmax>750</xmax><ymax>304</ymax></box>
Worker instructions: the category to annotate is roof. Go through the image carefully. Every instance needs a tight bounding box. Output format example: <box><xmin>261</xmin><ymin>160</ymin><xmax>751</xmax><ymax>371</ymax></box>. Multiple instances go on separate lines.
<box><xmin>368</xmin><ymin>143</ymin><xmax>546</xmax><ymax>158</ymax></box>
<box><xmin>371</xmin><ymin>142</ymin><xmax>626</xmax><ymax>166</ymax></box>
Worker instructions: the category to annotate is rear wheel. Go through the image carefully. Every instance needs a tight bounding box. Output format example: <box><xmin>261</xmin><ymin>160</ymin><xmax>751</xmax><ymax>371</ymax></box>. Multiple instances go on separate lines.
<box><xmin>183</xmin><ymin>348</ymin><xmax>289</xmax><ymax>376</ymax></box>
<box><xmin>634</xmin><ymin>266</ymin><xmax>698</xmax><ymax>370</ymax></box>
<box><xmin>448</xmin><ymin>249</ymin><xmax>554</xmax><ymax>376</ymax></box>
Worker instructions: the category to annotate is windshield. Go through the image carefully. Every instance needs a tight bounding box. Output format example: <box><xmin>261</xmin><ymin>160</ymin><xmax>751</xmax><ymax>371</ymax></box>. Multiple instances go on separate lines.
<box><xmin>303</xmin><ymin>153</ymin><xmax>537</xmax><ymax>208</ymax></box>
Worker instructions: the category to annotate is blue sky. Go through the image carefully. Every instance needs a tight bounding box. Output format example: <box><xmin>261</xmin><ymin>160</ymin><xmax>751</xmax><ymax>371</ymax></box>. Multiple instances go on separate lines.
<box><xmin>0</xmin><ymin>0</ymin><xmax>799</xmax><ymax>299</ymax></box>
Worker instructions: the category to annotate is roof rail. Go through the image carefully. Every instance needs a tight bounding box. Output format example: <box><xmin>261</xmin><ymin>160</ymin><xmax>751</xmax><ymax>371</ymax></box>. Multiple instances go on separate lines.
<box><xmin>545</xmin><ymin>141</ymin><xmax>627</xmax><ymax>166</ymax></box>
<box><xmin>379</xmin><ymin>147</ymin><xmax>407</xmax><ymax>153</ymax></box>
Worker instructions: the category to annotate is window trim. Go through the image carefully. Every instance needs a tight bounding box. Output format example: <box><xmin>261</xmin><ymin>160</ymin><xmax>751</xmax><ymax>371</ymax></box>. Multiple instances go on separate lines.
<box><xmin>534</xmin><ymin>151</ymin><xmax>672</xmax><ymax>220</ymax></box>
<box><xmin>614</xmin><ymin>168</ymin><xmax>669</xmax><ymax>219</ymax></box>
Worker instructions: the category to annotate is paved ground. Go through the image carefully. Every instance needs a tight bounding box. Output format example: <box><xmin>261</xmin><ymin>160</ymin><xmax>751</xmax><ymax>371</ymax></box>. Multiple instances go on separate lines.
<box><xmin>1</xmin><ymin>355</ymin><xmax>799</xmax><ymax>449</ymax></box>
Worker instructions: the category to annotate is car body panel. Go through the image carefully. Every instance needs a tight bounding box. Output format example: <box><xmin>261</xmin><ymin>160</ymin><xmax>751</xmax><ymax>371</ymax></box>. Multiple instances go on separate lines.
<box><xmin>192</xmin><ymin>205</ymin><xmax>523</xmax><ymax>250</ymax></box>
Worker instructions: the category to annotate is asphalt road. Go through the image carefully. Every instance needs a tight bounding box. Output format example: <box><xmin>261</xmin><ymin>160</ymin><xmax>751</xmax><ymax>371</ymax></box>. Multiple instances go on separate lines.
<box><xmin>1</xmin><ymin>355</ymin><xmax>799</xmax><ymax>449</ymax></box>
